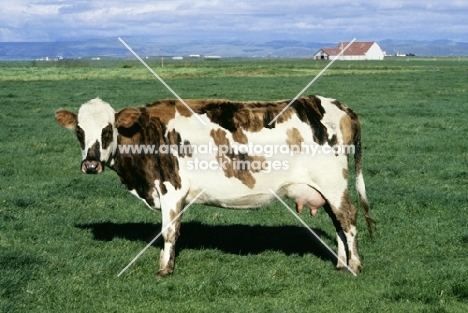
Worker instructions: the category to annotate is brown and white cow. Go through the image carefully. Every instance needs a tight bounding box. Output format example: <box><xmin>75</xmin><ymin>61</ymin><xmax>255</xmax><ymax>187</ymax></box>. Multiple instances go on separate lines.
<box><xmin>55</xmin><ymin>95</ymin><xmax>374</xmax><ymax>276</ymax></box>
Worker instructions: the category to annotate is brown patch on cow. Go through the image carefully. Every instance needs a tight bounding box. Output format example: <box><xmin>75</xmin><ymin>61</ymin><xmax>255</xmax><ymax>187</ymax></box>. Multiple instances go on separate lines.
<box><xmin>75</xmin><ymin>125</ymin><xmax>85</xmax><ymax>149</ymax></box>
<box><xmin>164</xmin><ymin>226</ymin><xmax>177</xmax><ymax>251</ymax></box>
<box><xmin>336</xmin><ymin>190</ymin><xmax>357</xmax><ymax>232</ymax></box>
<box><xmin>167</xmin><ymin>129</ymin><xmax>190</xmax><ymax>157</ymax></box>
<box><xmin>290</xmin><ymin>96</ymin><xmax>329</xmax><ymax>144</ymax></box>
<box><xmin>333</xmin><ymin>99</ymin><xmax>361</xmax><ymax>147</ymax></box>
<box><xmin>359</xmin><ymin>195</ymin><xmax>375</xmax><ymax>238</ymax></box>
<box><xmin>113</xmin><ymin>143</ymin><xmax>157</xmax><ymax>207</ymax></box>
<box><xmin>339</xmin><ymin>114</ymin><xmax>354</xmax><ymax>145</ymax></box>
<box><xmin>232</xmin><ymin>128</ymin><xmax>248</xmax><ymax>144</ymax></box>
<box><xmin>210</xmin><ymin>128</ymin><xmax>267</xmax><ymax>189</ymax></box>
<box><xmin>168</xmin><ymin>201</ymin><xmax>183</xmax><ymax>241</ymax></box>
<box><xmin>178</xmin><ymin>140</ymin><xmax>193</xmax><ymax>157</ymax></box>
<box><xmin>238</xmin><ymin>101</ymin><xmax>295</xmax><ymax>130</ymax></box>
<box><xmin>115</xmin><ymin>107</ymin><xmax>140</xmax><ymax>128</ymax></box>
<box><xmin>145</xmin><ymin>101</ymin><xmax>177</xmax><ymax>125</ymax></box>
<box><xmin>342</xmin><ymin>168</ymin><xmax>348</xmax><ymax>180</ymax></box>
<box><xmin>332</xmin><ymin>99</ymin><xmax>349</xmax><ymax>112</ymax></box>
<box><xmin>167</xmin><ymin>129</ymin><xmax>181</xmax><ymax>147</ymax></box>
<box><xmin>245</xmin><ymin>155</ymin><xmax>268</xmax><ymax>173</ymax></box>
<box><xmin>112</xmin><ymin>106</ymin><xmax>184</xmax><ymax>199</ymax></box>
<box><xmin>329</xmin><ymin>134</ymin><xmax>338</xmax><ymax>148</ymax></box>
<box><xmin>55</xmin><ymin>109</ymin><xmax>77</xmax><ymax>129</ymax></box>
<box><xmin>85</xmin><ymin>140</ymin><xmax>101</xmax><ymax>160</ymax></box>
<box><xmin>146</xmin><ymin>99</ymin><xmax>231</xmax><ymax>122</ymax></box>
<box><xmin>143</xmin><ymin>98</ymin><xmax>302</xmax><ymax>136</ymax></box>
<box><xmin>273</xmin><ymin>103</ymin><xmax>295</xmax><ymax>124</ymax></box>
<box><xmin>232</xmin><ymin>104</ymin><xmax>266</xmax><ymax>132</ymax></box>
<box><xmin>139</xmin><ymin>97</ymin><xmax>337</xmax><ymax>142</ymax></box>
<box><xmin>177</xmin><ymin>99</ymin><xmax>220</xmax><ymax>118</ymax></box>
<box><xmin>174</xmin><ymin>99</ymin><xmax>295</xmax><ymax>133</ymax></box>
<box><xmin>101</xmin><ymin>123</ymin><xmax>113</xmax><ymax>149</ymax></box>
<box><xmin>211</xmin><ymin>128</ymin><xmax>231</xmax><ymax>151</ymax></box>
<box><xmin>324</xmin><ymin>190</ymin><xmax>357</xmax><ymax>234</ymax></box>
<box><xmin>210</xmin><ymin>128</ymin><xmax>237</xmax><ymax>181</ymax></box>
<box><xmin>286</xmin><ymin>127</ymin><xmax>304</xmax><ymax>153</ymax></box>
<box><xmin>175</xmin><ymin>103</ymin><xmax>193</xmax><ymax>118</ymax></box>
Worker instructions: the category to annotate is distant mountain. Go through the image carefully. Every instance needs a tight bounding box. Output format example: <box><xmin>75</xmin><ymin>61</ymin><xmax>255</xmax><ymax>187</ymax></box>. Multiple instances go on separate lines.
<box><xmin>379</xmin><ymin>39</ymin><xmax>468</xmax><ymax>56</ymax></box>
<box><xmin>0</xmin><ymin>39</ymin><xmax>127</xmax><ymax>60</ymax></box>
<box><xmin>0</xmin><ymin>38</ymin><xmax>467</xmax><ymax>60</ymax></box>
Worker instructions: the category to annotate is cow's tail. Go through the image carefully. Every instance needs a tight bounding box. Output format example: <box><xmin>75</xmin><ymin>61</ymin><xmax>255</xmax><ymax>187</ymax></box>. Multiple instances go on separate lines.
<box><xmin>353</xmin><ymin>118</ymin><xmax>376</xmax><ymax>238</ymax></box>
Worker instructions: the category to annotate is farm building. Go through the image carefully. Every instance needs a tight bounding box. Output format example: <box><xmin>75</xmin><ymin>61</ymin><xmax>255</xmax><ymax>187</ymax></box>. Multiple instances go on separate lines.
<box><xmin>314</xmin><ymin>42</ymin><xmax>385</xmax><ymax>60</ymax></box>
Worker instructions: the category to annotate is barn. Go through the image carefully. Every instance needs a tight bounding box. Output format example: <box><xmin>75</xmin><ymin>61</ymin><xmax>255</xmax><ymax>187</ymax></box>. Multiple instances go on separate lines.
<box><xmin>314</xmin><ymin>42</ymin><xmax>385</xmax><ymax>60</ymax></box>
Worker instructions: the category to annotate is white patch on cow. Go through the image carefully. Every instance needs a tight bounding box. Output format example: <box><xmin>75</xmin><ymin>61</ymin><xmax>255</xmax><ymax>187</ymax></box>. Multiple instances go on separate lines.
<box><xmin>159</xmin><ymin>206</ymin><xmax>174</xmax><ymax>272</ymax></box>
<box><xmin>336</xmin><ymin>232</ymin><xmax>347</xmax><ymax>269</ymax></box>
<box><xmin>154</xmin><ymin>179</ymin><xmax>190</xmax><ymax>273</ymax></box>
<box><xmin>356</xmin><ymin>172</ymin><xmax>368</xmax><ymax>203</ymax></box>
<box><xmin>317</xmin><ymin>96</ymin><xmax>347</xmax><ymax>145</ymax></box>
<box><xmin>77</xmin><ymin>98</ymin><xmax>117</xmax><ymax>162</ymax></box>
<box><xmin>344</xmin><ymin>225</ymin><xmax>361</xmax><ymax>271</ymax></box>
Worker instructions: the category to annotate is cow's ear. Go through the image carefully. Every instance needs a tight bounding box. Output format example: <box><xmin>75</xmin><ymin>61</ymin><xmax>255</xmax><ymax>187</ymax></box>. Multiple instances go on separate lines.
<box><xmin>55</xmin><ymin>109</ymin><xmax>77</xmax><ymax>129</ymax></box>
<box><xmin>115</xmin><ymin>107</ymin><xmax>140</xmax><ymax>128</ymax></box>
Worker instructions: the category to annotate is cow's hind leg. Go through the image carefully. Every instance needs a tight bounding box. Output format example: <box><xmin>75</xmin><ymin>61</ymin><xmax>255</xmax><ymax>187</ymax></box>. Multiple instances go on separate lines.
<box><xmin>323</xmin><ymin>191</ymin><xmax>362</xmax><ymax>274</ymax></box>
<box><xmin>157</xmin><ymin>191</ymin><xmax>186</xmax><ymax>277</ymax></box>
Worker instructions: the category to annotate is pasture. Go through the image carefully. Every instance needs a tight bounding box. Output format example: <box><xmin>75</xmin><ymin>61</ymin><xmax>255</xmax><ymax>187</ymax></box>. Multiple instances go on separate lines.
<box><xmin>1</xmin><ymin>57</ymin><xmax>467</xmax><ymax>312</ymax></box>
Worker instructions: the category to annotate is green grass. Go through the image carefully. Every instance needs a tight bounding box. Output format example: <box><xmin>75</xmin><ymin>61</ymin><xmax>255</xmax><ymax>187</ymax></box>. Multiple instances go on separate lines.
<box><xmin>1</xmin><ymin>58</ymin><xmax>468</xmax><ymax>312</ymax></box>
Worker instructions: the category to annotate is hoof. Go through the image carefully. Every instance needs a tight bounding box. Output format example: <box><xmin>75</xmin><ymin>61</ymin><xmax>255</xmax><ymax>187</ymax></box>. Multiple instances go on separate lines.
<box><xmin>336</xmin><ymin>263</ymin><xmax>362</xmax><ymax>275</ymax></box>
<box><xmin>156</xmin><ymin>268</ymin><xmax>173</xmax><ymax>277</ymax></box>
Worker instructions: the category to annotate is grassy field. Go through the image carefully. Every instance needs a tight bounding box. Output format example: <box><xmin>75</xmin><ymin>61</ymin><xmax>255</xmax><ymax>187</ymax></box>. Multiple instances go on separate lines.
<box><xmin>1</xmin><ymin>57</ymin><xmax>467</xmax><ymax>312</ymax></box>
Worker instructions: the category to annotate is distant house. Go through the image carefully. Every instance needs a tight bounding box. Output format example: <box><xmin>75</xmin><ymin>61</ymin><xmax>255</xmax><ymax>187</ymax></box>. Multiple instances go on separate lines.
<box><xmin>204</xmin><ymin>56</ymin><xmax>221</xmax><ymax>60</ymax></box>
<box><xmin>314</xmin><ymin>42</ymin><xmax>385</xmax><ymax>60</ymax></box>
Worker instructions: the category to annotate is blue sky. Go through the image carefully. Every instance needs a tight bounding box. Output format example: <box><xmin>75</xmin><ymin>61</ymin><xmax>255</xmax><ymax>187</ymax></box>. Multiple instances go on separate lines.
<box><xmin>1</xmin><ymin>0</ymin><xmax>468</xmax><ymax>43</ymax></box>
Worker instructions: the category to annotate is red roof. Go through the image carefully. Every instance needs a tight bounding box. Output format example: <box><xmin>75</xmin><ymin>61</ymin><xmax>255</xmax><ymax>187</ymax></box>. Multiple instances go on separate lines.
<box><xmin>321</xmin><ymin>42</ymin><xmax>375</xmax><ymax>56</ymax></box>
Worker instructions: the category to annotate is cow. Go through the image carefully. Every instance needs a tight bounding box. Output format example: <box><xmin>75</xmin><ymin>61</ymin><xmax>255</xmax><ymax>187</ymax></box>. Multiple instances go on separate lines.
<box><xmin>55</xmin><ymin>95</ymin><xmax>374</xmax><ymax>276</ymax></box>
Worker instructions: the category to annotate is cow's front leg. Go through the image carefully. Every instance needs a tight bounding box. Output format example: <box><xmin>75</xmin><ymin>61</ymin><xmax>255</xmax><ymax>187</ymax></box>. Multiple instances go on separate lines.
<box><xmin>156</xmin><ymin>184</ymin><xmax>187</xmax><ymax>277</ymax></box>
<box><xmin>324</xmin><ymin>192</ymin><xmax>362</xmax><ymax>274</ymax></box>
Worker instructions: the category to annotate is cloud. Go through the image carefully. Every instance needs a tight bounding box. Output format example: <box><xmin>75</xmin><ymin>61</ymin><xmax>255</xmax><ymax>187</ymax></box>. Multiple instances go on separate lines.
<box><xmin>1</xmin><ymin>0</ymin><xmax>467</xmax><ymax>42</ymax></box>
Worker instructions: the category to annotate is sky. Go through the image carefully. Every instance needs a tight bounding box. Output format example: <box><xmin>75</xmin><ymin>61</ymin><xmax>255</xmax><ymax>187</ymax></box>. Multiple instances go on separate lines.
<box><xmin>1</xmin><ymin>0</ymin><xmax>468</xmax><ymax>43</ymax></box>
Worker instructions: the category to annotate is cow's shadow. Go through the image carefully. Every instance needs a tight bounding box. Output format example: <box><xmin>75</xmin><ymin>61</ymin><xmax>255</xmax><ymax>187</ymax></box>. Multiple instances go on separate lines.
<box><xmin>76</xmin><ymin>221</ymin><xmax>338</xmax><ymax>265</ymax></box>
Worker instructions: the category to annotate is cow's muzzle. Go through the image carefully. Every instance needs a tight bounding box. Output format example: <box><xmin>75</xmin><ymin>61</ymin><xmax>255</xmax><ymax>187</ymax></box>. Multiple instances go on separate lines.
<box><xmin>81</xmin><ymin>160</ymin><xmax>103</xmax><ymax>174</ymax></box>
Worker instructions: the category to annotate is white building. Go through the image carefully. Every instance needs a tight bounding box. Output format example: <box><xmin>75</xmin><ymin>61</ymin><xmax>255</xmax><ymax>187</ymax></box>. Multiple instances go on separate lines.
<box><xmin>314</xmin><ymin>42</ymin><xmax>385</xmax><ymax>60</ymax></box>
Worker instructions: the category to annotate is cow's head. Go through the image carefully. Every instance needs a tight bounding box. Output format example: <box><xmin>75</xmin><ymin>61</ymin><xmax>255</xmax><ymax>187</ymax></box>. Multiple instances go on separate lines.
<box><xmin>55</xmin><ymin>98</ymin><xmax>118</xmax><ymax>174</ymax></box>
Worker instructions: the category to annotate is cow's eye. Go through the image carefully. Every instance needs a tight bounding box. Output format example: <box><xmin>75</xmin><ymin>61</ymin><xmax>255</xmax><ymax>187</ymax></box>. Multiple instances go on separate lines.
<box><xmin>76</xmin><ymin>126</ymin><xmax>85</xmax><ymax>149</ymax></box>
<box><xmin>101</xmin><ymin>124</ymin><xmax>113</xmax><ymax>149</ymax></box>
